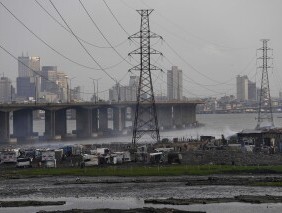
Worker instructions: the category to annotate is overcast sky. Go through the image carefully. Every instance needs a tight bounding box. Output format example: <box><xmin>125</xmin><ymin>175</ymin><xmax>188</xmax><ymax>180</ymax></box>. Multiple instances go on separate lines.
<box><xmin>1</xmin><ymin>0</ymin><xmax>282</xmax><ymax>100</ymax></box>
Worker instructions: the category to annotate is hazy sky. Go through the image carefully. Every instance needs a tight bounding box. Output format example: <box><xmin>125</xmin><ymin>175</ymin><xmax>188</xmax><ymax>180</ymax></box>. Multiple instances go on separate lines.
<box><xmin>1</xmin><ymin>0</ymin><xmax>282</xmax><ymax>100</ymax></box>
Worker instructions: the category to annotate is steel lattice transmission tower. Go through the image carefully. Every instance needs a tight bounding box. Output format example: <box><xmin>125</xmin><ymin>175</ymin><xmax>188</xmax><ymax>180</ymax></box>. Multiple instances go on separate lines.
<box><xmin>129</xmin><ymin>9</ymin><xmax>162</xmax><ymax>145</ymax></box>
<box><xmin>256</xmin><ymin>39</ymin><xmax>274</xmax><ymax>130</ymax></box>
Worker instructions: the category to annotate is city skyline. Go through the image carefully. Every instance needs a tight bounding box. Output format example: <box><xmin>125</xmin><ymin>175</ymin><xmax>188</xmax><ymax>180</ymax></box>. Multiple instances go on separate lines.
<box><xmin>1</xmin><ymin>0</ymin><xmax>282</xmax><ymax>99</ymax></box>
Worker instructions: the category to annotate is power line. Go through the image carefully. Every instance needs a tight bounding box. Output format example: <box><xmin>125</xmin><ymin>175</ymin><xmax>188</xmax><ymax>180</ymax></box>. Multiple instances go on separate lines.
<box><xmin>49</xmin><ymin>0</ymin><xmax>118</xmax><ymax>83</ymax></box>
<box><xmin>103</xmin><ymin>0</ymin><xmax>235</xmax><ymax>97</ymax></box>
<box><xmin>0</xmin><ymin>1</ymin><xmax>127</xmax><ymax>71</ymax></box>
<box><xmin>164</xmin><ymin>40</ymin><xmax>223</xmax><ymax>84</ymax></box>
<box><xmin>0</xmin><ymin>43</ymin><xmax>110</xmax><ymax>96</ymax></box>
<box><xmin>98</xmin><ymin>2</ymin><xmax>188</xmax><ymax>97</ymax></box>
<box><xmin>139</xmin><ymin>0</ymin><xmax>256</xmax><ymax>51</ymax></box>
<box><xmin>35</xmin><ymin>0</ymin><xmax>128</xmax><ymax>49</ymax></box>
<box><xmin>102</xmin><ymin>0</ymin><xmax>130</xmax><ymax>37</ymax></box>
<box><xmin>78</xmin><ymin>0</ymin><xmax>134</xmax><ymax>71</ymax></box>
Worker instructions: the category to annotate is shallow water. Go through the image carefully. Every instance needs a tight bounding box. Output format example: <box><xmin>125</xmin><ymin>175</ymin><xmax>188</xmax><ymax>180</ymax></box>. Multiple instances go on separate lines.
<box><xmin>1</xmin><ymin>176</ymin><xmax>282</xmax><ymax>213</ymax></box>
<box><xmin>2</xmin><ymin>197</ymin><xmax>282</xmax><ymax>213</ymax></box>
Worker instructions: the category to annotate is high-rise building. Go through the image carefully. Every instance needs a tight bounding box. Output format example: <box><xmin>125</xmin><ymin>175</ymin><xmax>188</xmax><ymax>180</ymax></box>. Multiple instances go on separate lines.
<box><xmin>248</xmin><ymin>80</ymin><xmax>257</xmax><ymax>101</ymax></box>
<box><xmin>41</xmin><ymin>66</ymin><xmax>57</xmax><ymax>92</ymax></box>
<box><xmin>56</xmin><ymin>72</ymin><xmax>68</xmax><ymax>102</ymax></box>
<box><xmin>18</xmin><ymin>55</ymin><xmax>40</xmax><ymax>77</ymax></box>
<box><xmin>16</xmin><ymin>77</ymin><xmax>35</xmax><ymax>98</ymax></box>
<box><xmin>0</xmin><ymin>77</ymin><xmax>12</xmax><ymax>102</ymax></box>
<box><xmin>167</xmin><ymin>66</ymin><xmax>183</xmax><ymax>100</ymax></box>
<box><xmin>236</xmin><ymin>75</ymin><xmax>249</xmax><ymax>101</ymax></box>
<box><xmin>109</xmin><ymin>76</ymin><xmax>139</xmax><ymax>102</ymax></box>
<box><xmin>236</xmin><ymin>75</ymin><xmax>257</xmax><ymax>101</ymax></box>
<box><xmin>17</xmin><ymin>55</ymin><xmax>41</xmax><ymax>100</ymax></box>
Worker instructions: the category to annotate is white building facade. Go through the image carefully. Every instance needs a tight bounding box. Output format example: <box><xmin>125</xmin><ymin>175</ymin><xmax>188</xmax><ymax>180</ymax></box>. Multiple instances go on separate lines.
<box><xmin>167</xmin><ymin>66</ymin><xmax>183</xmax><ymax>100</ymax></box>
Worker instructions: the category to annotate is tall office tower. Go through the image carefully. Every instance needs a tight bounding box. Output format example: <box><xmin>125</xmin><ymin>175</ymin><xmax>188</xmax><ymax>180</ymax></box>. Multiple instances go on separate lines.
<box><xmin>17</xmin><ymin>55</ymin><xmax>41</xmax><ymax>99</ymax></box>
<box><xmin>18</xmin><ymin>55</ymin><xmax>40</xmax><ymax>77</ymax></box>
<box><xmin>167</xmin><ymin>66</ymin><xmax>183</xmax><ymax>100</ymax></box>
<box><xmin>56</xmin><ymin>72</ymin><xmax>68</xmax><ymax>102</ymax></box>
<box><xmin>41</xmin><ymin>66</ymin><xmax>57</xmax><ymax>92</ymax></box>
<box><xmin>248</xmin><ymin>80</ymin><xmax>257</xmax><ymax>101</ymax></box>
<box><xmin>0</xmin><ymin>77</ymin><xmax>12</xmax><ymax>102</ymax></box>
<box><xmin>236</xmin><ymin>75</ymin><xmax>249</xmax><ymax>101</ymax></box>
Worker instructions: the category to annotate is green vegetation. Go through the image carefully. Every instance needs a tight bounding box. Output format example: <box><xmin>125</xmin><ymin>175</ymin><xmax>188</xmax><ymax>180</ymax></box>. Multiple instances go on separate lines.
<box><xmin>4</xmin><ymin>164</ymin><xmax>282</xmax><ymax>178</ymax></box>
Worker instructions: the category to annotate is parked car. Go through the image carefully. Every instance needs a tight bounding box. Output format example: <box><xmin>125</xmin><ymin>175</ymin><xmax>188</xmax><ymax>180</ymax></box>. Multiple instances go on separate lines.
<box><xmin>16</xmin><ymin>158</ymin><xmax>32</xmax><ymax>168</ymax></box>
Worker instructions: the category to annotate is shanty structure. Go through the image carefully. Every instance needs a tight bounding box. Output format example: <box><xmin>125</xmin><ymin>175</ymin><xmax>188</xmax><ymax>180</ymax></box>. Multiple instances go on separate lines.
<box><xmin>237</xmin><ymin>128</ymin><xmax>282</xmax><ymax>153</ymax></box>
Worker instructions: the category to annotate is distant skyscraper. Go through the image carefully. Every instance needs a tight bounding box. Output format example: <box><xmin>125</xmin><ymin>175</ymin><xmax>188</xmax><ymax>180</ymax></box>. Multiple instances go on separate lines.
<box><xmin>236</xmin><ymin>75</ymin><xmax>257</xmax><ymax>101</ymax></box>
<box><xmin>56</xmin><ymin>72</ymin><xmax>68</xmax><ymax>102</ymax></box>
<box><xmin>167</xmin><ymin>66</ymin><xmax>183</xmax><ymax>100</ymax></box>
<box><xmin>236</xmin><ymin>75</ymin><xmax>249</xmax><ymax>101</ymax></box>
<box><xmin>108</xmin><ymin>76</ymin><xmax>139</xmax><ymax>102</ymax></box>
<box><xmin>0</xmin><ymin>77</ymin><xmax>12</xmax><ymax>102</ymax></box>
<box><xmin>16</xmin><ymin>77</ymin><xmax>35</xmax><ymax>98</ymax></box>
<box><xmin>18</xmin><ymin>55</ymin><xmax>40</xmax><ymax>77</ymax></box>
<box><xmin>248</xmin><ymin>80</ymin><xmax>257</xmax><ymax>101</ymax></box>
<box><xmin>41</xmin><ymin>66</ymin><xmax>57</xmax><ymax>92</ymax></box>
<box><xmin>17</xmin><ymin>55</ymin><xmax>41</xmax><ymax>99</ymax></box>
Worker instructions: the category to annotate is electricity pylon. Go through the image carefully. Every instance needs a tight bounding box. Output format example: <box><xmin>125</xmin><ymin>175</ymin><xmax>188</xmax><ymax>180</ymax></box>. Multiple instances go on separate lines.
<box><xmin>129</xmin><ymin>9</ymin><xmax>162</xmax><ymax>146</ymax></box>
<box><xmin>256</xmin><ymin>39</ymin><xmax>274</xmax><ymax>130</ymax></box>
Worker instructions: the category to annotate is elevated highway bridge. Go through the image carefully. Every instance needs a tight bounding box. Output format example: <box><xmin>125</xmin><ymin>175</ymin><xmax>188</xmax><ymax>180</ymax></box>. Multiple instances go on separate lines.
<box><xmin>0</xmin><ymin>100</ymin><xmax>203</xmax><ymax>143</ymax></box>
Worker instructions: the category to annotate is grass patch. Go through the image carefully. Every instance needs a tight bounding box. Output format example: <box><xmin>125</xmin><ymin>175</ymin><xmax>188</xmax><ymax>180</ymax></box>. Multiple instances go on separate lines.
<box><xmin>4</xmin><ymin>164</ymin><xmax>282</xmax><ymax>178</ymax></box>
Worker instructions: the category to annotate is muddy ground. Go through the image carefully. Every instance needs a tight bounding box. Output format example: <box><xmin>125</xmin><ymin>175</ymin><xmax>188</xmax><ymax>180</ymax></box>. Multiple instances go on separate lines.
<box><xmin>1</xmin><ymin>175</ymin><xmax>282</xmax><ymax>212</ymax></box>
<box><xmin>1</xmin><ymin>175</ymin><xmax>282</xmax><ymax>199</ymax></box>
<box><xmin>37</xmin><ymin>208</ymin><xmax>204</xmax><ymax>213</ymax></box>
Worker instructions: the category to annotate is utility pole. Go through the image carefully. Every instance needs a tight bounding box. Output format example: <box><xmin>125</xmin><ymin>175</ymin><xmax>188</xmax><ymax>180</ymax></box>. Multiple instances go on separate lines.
<box><xmin>129</xmin><ymin>9</ymin><xmax>162</xmax><ymax>145</ymax></box>
<box><xmin>256</xmin><ymin>39</ymin><xmax>274</xmax><ymax>129</ymax></box>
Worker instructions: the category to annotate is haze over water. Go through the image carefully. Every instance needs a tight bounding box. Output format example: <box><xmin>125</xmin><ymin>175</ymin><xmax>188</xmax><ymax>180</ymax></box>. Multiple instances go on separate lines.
<box><xmin>8</xmin><ymin>113</ymin><xmax>282</xmax><ymax>146</ymax></box>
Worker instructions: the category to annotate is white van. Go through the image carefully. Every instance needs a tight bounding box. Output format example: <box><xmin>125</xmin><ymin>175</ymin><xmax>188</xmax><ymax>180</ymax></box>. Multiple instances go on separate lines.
<box><xmin>16</xmin><ymin>158</ymin><xmax>32</xmax><ymax>168</ymax></box>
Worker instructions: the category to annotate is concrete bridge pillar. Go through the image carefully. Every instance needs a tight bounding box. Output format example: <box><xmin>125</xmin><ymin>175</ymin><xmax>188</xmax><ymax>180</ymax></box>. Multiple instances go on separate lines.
<box><xmin>45</xmin><ymin>110</ymin><xmax>55</xmax><ymax>139</ymax></box>
<box><xmin>181</xmin><ymin>105</ymin><xmax>196</xmax><ymax>127</ymax></box>
<box><xmin>45</xmin><ymin>109</ymin><xmax>67</xmax><ymax>139</ymax></box>
<box><xmin>113</xmin><ymin>107</ymin><xmax>126</xmax><ymax>131</ymax></box>
<box><xmin>76</xmin><ymin>108</ymin><xmax>92</xmax><ymax>138</ymax></box>
<box><xmin>157</xmin><ymin>106</ymin><xmax>172</xmax><ymax>130</ymax></box>
<box><xmin>0</xmin><ymin>111</ymin><xmax>10</xmax><ymax>142</ymax></box>
<box><xmin>173</xmin><ymin>105</ymin><xmax>183</xmax><ymax>128</ymax></box>
<box><xmin>13</xmin><ymin>109</ymin><xmax>33</xmax><ymax>141</ymax></box>
<box><xmin>99</xmin><ymin>107</ymin><xmax>108</xmax><ymax>132</ymax></box>
<box><xmin>55</xmin><ymin>109</ymin><xmax>67</xmax><ymax>137</ymax></box>
<box><xmin>92</xmin><ymin>108</ymin><xmax>98</xmax><ymax>133</ymax></box>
